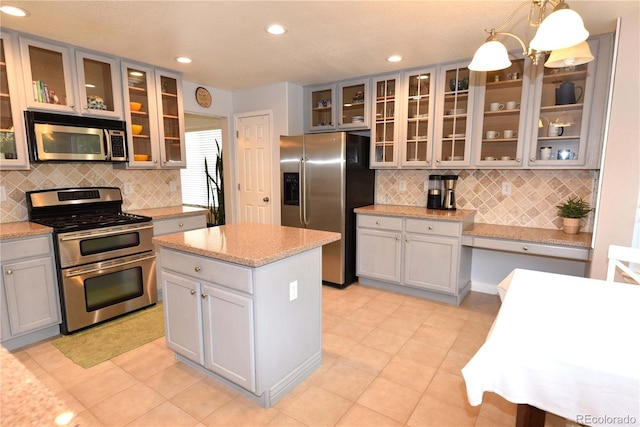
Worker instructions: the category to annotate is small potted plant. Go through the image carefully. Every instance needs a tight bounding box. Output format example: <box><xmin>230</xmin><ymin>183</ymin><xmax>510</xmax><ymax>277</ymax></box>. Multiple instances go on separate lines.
<box><xmin>556</xmin><ymin>197</ymin><xmax>592</xmax><ymax>234</ymax></box>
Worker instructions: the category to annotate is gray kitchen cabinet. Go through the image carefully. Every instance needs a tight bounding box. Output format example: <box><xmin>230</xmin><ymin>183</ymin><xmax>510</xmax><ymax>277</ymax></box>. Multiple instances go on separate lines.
<box><xmin>152</xmin><ymin>213</ymin><xmax>207</xmax><ymax>236</ymax></box>
<box><xmin>370</xmin><ymin>73</ymin><xmax>402</xmax><ymax>168</ymax></box>
<box><xmin>0</xmin><ymin>234</ymin><xmax>61</xmax><ymax>350</ymax></box>
<box><xmin>357</xmin><ymin>212</ymin><xmax>473</xmax><ymax>305</ymax></box>
<box><xmin>158</xmin><ymin>244</ymin><xmax>322</xmax><ymax>406</ymax></box>
<box><xmin>400</xmin><ymin>67</ymin><xmax>437</xmax><ymax>168</ymax></box>
<box><xmin>304</xmin><ymin>83</ymin><xmax>336</xmax><ymax>132</ymax></box>
<box><xmin>75</xmin><ymin>49</ymin><xmax>124</xmax><ymax>119</ymax></box>
<box><xmin>356</xmin><ymin>215</ymin><xmax>402</xmax><ymax>283</ymax></box>
<box><xmin>120</xmin><ymin>63</ymin><xmax>185</xmax><ymax>169</ymax></box>
<box><xmin>304</xmin><ymin>78</ymin><xmax>370</xmax><ymax>133</ymax></box>
<box><xmin>0</xmin><ymin>31</ymin><xmax>29</xmax><ymax>170</ymax></box>
<box><xmin>161</xmin><ymin>267</ymin><xmax>255</xmax><ymax>392</ymax></box>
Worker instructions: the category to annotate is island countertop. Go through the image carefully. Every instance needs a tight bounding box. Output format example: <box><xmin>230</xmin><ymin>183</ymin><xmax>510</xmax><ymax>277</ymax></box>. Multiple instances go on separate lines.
<box><xmin>153</xmin><ymin>222</ymin><xmax>341</xmax><ymax>268</ymax></box>
<box><xmin>127</xmin><ymin>205</ymin><xmax>207</xmax><ymax>220</ymax></box>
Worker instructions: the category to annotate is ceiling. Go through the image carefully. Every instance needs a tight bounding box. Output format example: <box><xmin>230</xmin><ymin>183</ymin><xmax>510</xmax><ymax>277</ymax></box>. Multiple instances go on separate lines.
<box><xmin>2</xmin><ymin>1</ymin><xmax>638</xmax><ymax>91</ymax></box>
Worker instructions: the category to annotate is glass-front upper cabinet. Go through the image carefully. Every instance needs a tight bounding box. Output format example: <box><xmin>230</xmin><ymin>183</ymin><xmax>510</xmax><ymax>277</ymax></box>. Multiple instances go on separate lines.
<box><xmin>155</xmin><ymin>70</ymin><xmax>185</xmax><ymax>168</ymax></box>
<box><xmin>338</xmin><ymin>79</ymin><xmax>369</xmax><ymax>129</ymax></box>
<box><xmin>306</xmin><ymin>83</ymin><xmax>335</xmax><ymax>132</ymax></box>
<box><xmin>472</xmin><ymin>57</ymin><xmax>529</xmax><ymax>167</ymax></box>
<box><xmin>526</xmin><ymin>38</ymin><xmax>608</xmax><ymax>168</ymax></box>
<box><xmin>402</xmin><ymin>67</ymin><xmax>436</xmax><ymax>167</ymax></box>
<box><xmin>370</xmin><ymin>74</ymin><xmax>400</xmax><ymax>168</ymax></box>
<box><xmin>122</xmin><ymin>62</ymin><xmax>160</xmax><ymax>168</ymax></box>
<box><xmin>434</xmin><ymin>61</ymin><xmax>474</xmax><ymax>167</ymax></box>
<box><xmin>0</xmin><ymin>32</ymin><xmax>29</xmax><ymax>170</ymax></box>
<box><xmin>76</xmin><ymin>50</ymin><xmax>123</xmax><ymax>119</ymax></box>
<box><xmin>19</xmin><ymin>37</ymin><xmax>76</xmax><ymax>113</ymax></box>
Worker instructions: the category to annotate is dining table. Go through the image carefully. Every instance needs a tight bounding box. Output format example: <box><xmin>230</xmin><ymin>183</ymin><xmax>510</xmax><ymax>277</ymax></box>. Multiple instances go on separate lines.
<box><xmin>462</xmin><ymin>268</ymin><xmax>640</xmax><ymax>427</ymax></box>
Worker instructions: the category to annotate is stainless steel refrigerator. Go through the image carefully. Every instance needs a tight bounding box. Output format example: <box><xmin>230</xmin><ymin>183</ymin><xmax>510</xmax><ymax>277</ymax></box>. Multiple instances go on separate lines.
<box><xmin>280</xmin><ymin>132</ymin><xmax>375</xmax><ymax>288</ymax></box>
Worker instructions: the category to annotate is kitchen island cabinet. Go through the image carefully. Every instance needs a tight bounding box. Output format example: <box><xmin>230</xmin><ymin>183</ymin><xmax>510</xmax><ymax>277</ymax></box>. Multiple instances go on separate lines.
<box><xmin>355</xmin><ymin>205</ymin><xmax>475</xmax><ymax>305</ymax></box>
<box><xmin>153</xmin><ymin>223</ymin><xmax>340</xmax><ymax>407</ymax></box>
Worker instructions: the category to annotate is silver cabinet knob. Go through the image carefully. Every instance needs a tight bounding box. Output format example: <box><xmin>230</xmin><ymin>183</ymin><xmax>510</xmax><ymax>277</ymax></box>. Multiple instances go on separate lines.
<box><xmin>522</xmin><ymin>246</ymin><xmax>529</xmax><ymax>251</ymax></box>
<box><xmin>179</xmin><ymin>222</ymin><xmax>184</xmax><ymax>227</ymax></box>
<box><xmin>194</xmin><ymin>266</ymin><xmax>201</xmax><ymax>272</ymax></box>
<box><xmin>428</xmin><ymin>226</ymin><xmax>433</xmax><ymax>230</ymax></box>
<box><xmin>516</xmin><ymin>158</ymin><xmax>521</xmax><ymax>162</ymax></box>
<box><xmin>376</xmin><ymin>220</ymin><xmax>380</xmax><ymax>225</ymax></box>
<box><xmin>201</xmin><ymin>293</ymin><xmax>208</xmax><ymax>299</ymax></box>
<box><xmin>263</xmin><ymin>197</ymin><xmax>270</xmax><ymax>202</ymax></box>
<box><xmin>530</xmin><ymin>158</ymin><xmax>535</xmax><ymax>162</ymax></box>
<box><xmin>190</xmin><ymin>289</ymin><xmax>196</xmax><ymax>295</ymax></box>
<box><xmin>5</xmin><ymin>269</ymin><xmax>12</xmax><ymax>275</ymax></box>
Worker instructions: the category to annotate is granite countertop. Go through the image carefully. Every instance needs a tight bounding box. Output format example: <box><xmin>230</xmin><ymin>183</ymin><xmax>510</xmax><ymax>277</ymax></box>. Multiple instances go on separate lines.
<box><xmin>153</xmin><ymin>222</ymin><xmax>341</xmax><ymax>268</ymax></box>
<box><xmin>463</xmin><ymin>223</ymin><xmax>592</xmax><ymax>248</ymax></box>
<box><xmin>0</xmin><ymin>221</ymin><xmax>53</xmax><ymax>240</ymax></box>
<box><xmin>354</xmin><ymin>204</ymin><xmax>476</xmax><ymax>221</ymax></box>
<box><xmin>127</xmin><ymin>205</ymin><xmax>208</xmax><ymax>220</ymax></box>
<box><xmin>1</xmin><ymin>346</ymin><xmax>78</xmax><ymax>426</ymax></box>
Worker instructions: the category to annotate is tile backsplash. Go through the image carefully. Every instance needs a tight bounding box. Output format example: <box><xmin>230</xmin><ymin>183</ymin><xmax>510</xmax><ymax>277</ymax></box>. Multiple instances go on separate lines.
<box><xmin>376</xmin><ymin>169</ymin><xmax>598</xmax><ymax>231</ymax></box>
<box><xmin>0</xmin><ymin>164</ymin><xmax>181</xmax><ymax>223</ymax></box>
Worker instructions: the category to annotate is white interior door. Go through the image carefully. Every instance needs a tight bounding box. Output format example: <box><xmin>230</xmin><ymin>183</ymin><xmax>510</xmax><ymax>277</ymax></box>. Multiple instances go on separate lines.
<box><xmin>236</xmin><ymin>114</ymin><xmax>272</xmax><ymax>224</ymax></box>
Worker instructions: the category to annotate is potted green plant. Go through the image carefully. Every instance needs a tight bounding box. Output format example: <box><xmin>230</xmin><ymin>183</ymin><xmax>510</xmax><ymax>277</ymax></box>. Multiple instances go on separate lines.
<box><xmin>204</xmin><ymin>139</ymin><xmax>225</xmax><ymax>227</ymax></box>
<box><xmin>556</xmin><ymin>197</ymin><xmax>592</xmax><ymax>234</ymax></box>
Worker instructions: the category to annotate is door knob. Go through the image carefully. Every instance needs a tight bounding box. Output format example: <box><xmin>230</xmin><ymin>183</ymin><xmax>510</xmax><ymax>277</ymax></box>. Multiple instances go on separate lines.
<box><xmin>263</xmin><ymin>197</ymin><xmax>270</xmax><ymax>202</ymax></box>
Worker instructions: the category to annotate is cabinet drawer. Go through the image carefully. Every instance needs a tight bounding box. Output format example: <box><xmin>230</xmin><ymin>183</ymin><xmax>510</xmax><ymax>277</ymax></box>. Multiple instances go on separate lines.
<box><xmin>153</xmin><ymin>214</ymin><xmax>207</xmax><ymax>236</ymax></box>
<box><xmin>405</xmin><ymin>218</ymin><xmax>460</xmax><ymax>237</ymax></box>
<box><xmin>357</xmin><ymin>214</ymin><xmax>403</xmax><ymax>231</ymax></box>
<box><xmin>462</xmin><ymin>236</ymin><xmax>590</xmax><ymax>261</ymax></box>
<box><xmin>0</xmin><ymin>235</ymin><xmax>52</xmax><ymax>262</ymax></box>
<box><xmin>160</xmin><ymin>248</ymin><xmax>253</xmax><ymax>294</ymax></box>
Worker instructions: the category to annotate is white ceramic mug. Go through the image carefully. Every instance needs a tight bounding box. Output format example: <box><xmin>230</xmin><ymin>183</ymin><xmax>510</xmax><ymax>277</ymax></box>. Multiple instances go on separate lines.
<box><xmin>548</xmin><ymin>125</ymin><xmax>564</xmax><ymax>137</ymax></box>
<box><xmin>485</xmin><ymin>130</ymin><xmax>500</xmax><ymax>139</ymax></box>
<box><xmin>540</xmin><ymin>146</ymin><xmax>552</xmax><ymax>160</ymax></box>
<box><xmin>489</xmin><ymin>102</ymin><xmax>504</xmax><ymax>111</ymax></box>
<box><xmin>506</xmin><ymin>101</ymin><xmax>519</xmax><ymax>110</ymax></box>
<box><xmin>501</xmin><ymin>156</ymin><xmax>511</xmax><ymax>161</ymax></box>
<box><xmin>503</xmin><ymin>129</ymin><xmax>518</xmax><ymax>138</ymax></box>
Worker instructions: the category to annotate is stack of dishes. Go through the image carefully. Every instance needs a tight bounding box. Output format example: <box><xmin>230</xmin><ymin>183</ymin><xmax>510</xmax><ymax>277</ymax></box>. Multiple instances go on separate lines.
<box><xmin>351</xmin><ymin>116</ymin><xmax>365</xmax><ymax>123</ymax></box>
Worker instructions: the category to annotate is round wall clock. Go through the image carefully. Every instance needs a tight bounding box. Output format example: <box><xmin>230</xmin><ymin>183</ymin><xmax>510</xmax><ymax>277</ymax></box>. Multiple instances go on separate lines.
<box><xmin>195</xmin><ymin>86</ymin><xmax>212</xmax><ymax>108</ymax></box>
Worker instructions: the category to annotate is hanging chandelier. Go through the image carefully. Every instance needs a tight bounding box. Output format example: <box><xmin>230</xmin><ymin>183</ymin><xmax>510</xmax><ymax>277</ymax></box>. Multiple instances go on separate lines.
<box><xmin>468</xmin><ymin>0</ymin><xmax>592</xmax><ymax>71</ymax></box>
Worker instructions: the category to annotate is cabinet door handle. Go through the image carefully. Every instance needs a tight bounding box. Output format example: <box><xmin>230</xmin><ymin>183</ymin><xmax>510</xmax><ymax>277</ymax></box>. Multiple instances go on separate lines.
<box><xmin>190</xmin><ymin>290</ymin><xmax>196</xmax><ymax>295</ymax></box>
<box><xmin>516</xmin><ymin>158</ymin><xmax>521</xmax><ymax>162</ymax></box>
<box><xmin>375</xmin><ymin>220</ymin><xmax>380</xmax><ymax>225</ymax></box>
<box><xmin>201</xmin><ymin>293</ymin><xmax>208</xmax><ymax>299</ymax></box>
<box><xmin>194</xmin><ymin>266</ymin><xmax>201</xmax><ymax>272</ymax></box>
<box><xmin>428</xmin><ymin>226</ymin><xmax>433</xmax><ymax>230</ymax></box>
<box><xmin>396</xmin><ymin>236</ymin><xmax>400</xmax><ymax>241</ymax></box>
<box><xmin>522</xmin><ymin>246</ymin><xmax>529</xmax><ymax>251</ymax></box>
<box><xmin>5</xmin><ymin>269</ymin><xmax>12</xmax><ymax>275</ymax></box>
<box><xmin>179</xmin><ymin>222</ymin><xmax>184</xmax><ymax>228</ymax></box>
<box><xmin>435</xmin><ymin>159</ymin><xmax>441</xmax><ymax>164</ymax></box>
<box><xmin>530</xmin><ymin>158</ymin><xmax>535</xmax><ymax>162</ymax></box>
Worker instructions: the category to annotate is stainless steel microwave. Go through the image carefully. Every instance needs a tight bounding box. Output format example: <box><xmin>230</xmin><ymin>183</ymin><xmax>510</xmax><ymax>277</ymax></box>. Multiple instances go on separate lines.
<box><xmin>25</xmin><ymin>111</ymin><xmax>128</xmax><ymax>162</ymax></box>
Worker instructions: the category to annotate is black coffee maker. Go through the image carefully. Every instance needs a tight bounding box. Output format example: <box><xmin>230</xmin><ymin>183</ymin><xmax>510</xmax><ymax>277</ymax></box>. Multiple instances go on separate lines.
<box><xmin>427</xmin><ymin>175</ymin><xmax>443</xmax><ymax>209</ymax></box>
<box><xmin>442</xmin><ymin>175</ymin><xmax>458</xmax><ymax>210</ymax></box>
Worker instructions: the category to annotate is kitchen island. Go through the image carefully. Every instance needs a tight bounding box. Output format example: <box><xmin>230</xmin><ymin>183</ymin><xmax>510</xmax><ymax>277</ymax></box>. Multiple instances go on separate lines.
<box><xmin>152</xmin><ymin>223</ymin><xmax>340</xmax><ymax>407</ymax></box>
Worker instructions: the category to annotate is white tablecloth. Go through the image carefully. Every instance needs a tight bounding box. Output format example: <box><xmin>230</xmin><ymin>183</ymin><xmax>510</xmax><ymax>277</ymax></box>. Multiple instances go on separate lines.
<box><xmin>462</xmin><ymin>269</ymin><xmax>640</xmax><ymax>425</ymax></box>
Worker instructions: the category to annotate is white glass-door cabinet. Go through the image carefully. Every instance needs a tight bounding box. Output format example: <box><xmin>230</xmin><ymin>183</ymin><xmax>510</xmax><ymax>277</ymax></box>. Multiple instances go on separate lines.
<box><xmin>121</xmin><ymin>62</ymin><xmax>161</xmax><ymax>168</ymax></box>
<box><xmin>471</xmin><ymin>56</ymin><xmax>530</xmax><ymax>167</ymax></box>
<box><xmin>305</xmin><ymin>83</ymin><xmax>336</xmax><ymax>132</ymax></box>
<box><xmin>155</xmin><ymin>70</ymin><xmax>185</xmax><ymax>168</ymax></box>
<box><xmin>433</xmin><ymin>61</ymin><xmax>475</xmax><ymax>168</ymax></box>
<box><xmin>370</xmin><ymin>73</ymin><xmax>401</xmax><ymax>168</ymax></box>
<box><xmin>75</xmin><ymin>50</ymin><xmax>123</xmax><ymax>119</ymax></box>
<box><xmin>0</xmin><ymin>32</ymin><xmax>29</xmax><ymax>170</ymax></box>
<box><xmin>526</xmin><ymin>35</ymin><xmax>613</xmax><ymax>169</ymax></box>
<box><xmin>401</xmin><ymin>67</ymin><xmax>436</xmax><ymax>168</ymax></box>
<box><xmin>337</xmin><ymin>79</ymin><xmax>369</xmax><ymax>130</ymax></box>
<box><xmin>19</xmin><ymin>36</ymin><xmax>77</xmax><ymax>114</ymax></box>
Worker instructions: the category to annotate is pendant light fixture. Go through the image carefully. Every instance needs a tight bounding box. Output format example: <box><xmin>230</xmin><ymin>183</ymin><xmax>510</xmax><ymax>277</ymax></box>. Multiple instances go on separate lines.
<box><xmin>469</xmin><ymin>0</ymin><xmax>592</xmax><ymax>72</ymax></box>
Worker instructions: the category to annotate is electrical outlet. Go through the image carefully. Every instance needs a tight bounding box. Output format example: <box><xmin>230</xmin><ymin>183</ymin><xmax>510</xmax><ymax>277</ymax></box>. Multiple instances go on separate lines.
<box><xmin>0</xmin><ymin>186</ymin><xmax>6</xmax><ymax>202</ymax></box>
<box><xmin>399</xmin><ymin>180</ymin><xmax>407</xmax><ymax>192</ymax></box>
<box><xmin>424</xmin><ymin>180</ymin><xmax>429</xmax><ymax>192</ymax></box>
<box><xmin>289</xmin><ymin>280</ymin><xmax>298</xmax><ymax>301</ymax></box>
<box><xmin>502</xmin><ymin>181</ymin><xmax>512</xmax><ymax>196</ymax></box>
<box><xmin>169</xmin><ymin>181</ymin><xmax>177</xmax><ymax>192</ymax></box>
<box><xmin>123</xmin><ymin>182</ymin><xmax>133</xmax><ymax>195</ymax></box>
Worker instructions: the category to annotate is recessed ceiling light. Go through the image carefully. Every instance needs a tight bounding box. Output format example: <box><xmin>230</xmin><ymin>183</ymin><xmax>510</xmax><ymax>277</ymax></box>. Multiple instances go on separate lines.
<box><xmin>266</xmin><ymin>24</ymin><xmax>287</xmax><ymax>35</ymax></box>
<box><xmin>387</xmin><ymin>55</ymin><xmax>402</xmax><ymax>63</ymax></box>
<box><xmin>0</xmin><ymin>5</ymin><xmax>29</xmax><ymax>17</ymax></box>
<box><xmin>175</xmin><ymin>56</ymin><xmax>192</xmax><ymax>64</ymax></box>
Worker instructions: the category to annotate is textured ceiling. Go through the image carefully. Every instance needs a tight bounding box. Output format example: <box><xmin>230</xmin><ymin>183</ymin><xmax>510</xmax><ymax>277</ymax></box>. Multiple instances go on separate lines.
<box><xmin>2</xmin><ymin>1</ymin><xmax>638</xmax><ymax>91</ymax></box>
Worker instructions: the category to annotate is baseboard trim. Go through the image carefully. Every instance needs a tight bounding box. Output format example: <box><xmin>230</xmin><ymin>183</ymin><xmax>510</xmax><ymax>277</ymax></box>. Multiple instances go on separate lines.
<box><xmin>470</xmin><ymin>280</ymin><xmax>499</xmax><ymax>295</ymax></box>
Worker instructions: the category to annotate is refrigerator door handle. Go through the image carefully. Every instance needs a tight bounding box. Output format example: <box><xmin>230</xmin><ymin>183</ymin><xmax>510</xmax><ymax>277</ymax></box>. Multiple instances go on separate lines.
<box><xmin>299</xmin><ymin>157</ymin><xmax>305</xmax><ymax>226</ymax></box>
<box><xmin>301</xmin><ymin>156</ymin><xmax>309</xmax><ymax>226</ymax></box>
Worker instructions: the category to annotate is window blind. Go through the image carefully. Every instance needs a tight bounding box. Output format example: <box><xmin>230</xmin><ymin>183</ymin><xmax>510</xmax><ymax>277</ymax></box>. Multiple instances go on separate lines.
<box><xmin>180</xmin><ymin>129</ymin><xmax>222</xmax><ymax>208</ymax></box>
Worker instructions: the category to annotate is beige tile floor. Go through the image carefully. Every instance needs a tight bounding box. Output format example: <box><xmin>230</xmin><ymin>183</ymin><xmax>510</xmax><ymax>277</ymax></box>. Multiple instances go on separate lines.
<box><xmin>10</xmin><ymin>284</ymin><xmax>571</xmax><ymax>427</ymax></box>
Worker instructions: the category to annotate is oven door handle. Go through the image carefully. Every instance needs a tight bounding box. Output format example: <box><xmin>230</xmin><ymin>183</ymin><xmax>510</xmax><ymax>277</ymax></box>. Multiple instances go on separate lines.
<box><xmin>59</xmin><ymin>224</ymin><xmax>154</xmax><ymax>241</ymax></box>
<box><xmin>64</xmin><ymin>254</ymin><xmax>156</xmax><ymax>277</ymax></box>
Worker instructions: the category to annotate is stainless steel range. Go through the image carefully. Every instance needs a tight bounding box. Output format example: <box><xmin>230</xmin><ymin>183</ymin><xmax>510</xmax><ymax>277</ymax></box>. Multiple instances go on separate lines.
<box><xmin>26</xmin><ymin>187</ymin><xmax>156</xmax><ymax>334</ymax></box>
